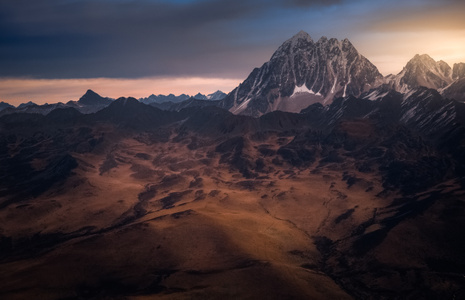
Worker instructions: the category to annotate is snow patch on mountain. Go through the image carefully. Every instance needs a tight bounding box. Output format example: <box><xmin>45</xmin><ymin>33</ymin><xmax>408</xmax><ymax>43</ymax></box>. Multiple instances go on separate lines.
<box><xmin>291</xmin><ymin>84</ymin><xmax>315</xmax><ymax>97</ymax></box>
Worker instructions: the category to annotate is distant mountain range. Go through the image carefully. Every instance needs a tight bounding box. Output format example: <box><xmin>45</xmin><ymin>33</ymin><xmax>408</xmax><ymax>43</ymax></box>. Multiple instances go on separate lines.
<box><xmin>0</xmin><ymin>90</ymin><xmax>227</xmax><ymax>115</ymax></box>
<box><xmin>140</xmin><ymin>90</ymin><xmax>227</xmax><ymax>104</ymax></box>
<box><xmin>0</xmin><ymin>102</ymin><xmax>14</xmax><ymax>111</ymax></box>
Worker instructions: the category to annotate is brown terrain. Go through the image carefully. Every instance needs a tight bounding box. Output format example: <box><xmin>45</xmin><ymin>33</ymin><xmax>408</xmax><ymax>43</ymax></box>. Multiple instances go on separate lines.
<box><xmin>1</xmin><ymin>99</ymin><xmax>464</xmax><ymax>299</ymax></box>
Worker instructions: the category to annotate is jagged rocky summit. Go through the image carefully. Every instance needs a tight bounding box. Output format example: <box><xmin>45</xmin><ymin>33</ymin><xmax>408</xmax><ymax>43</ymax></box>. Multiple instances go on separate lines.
<box><xmin>220</xmin><ymin>31</ymin><xmax>465</xmax><ymax>117</ymax></box>
<box><xmin>221</xmin><ymin>31</ymin><xmax>384</xmax><ymax>116</ymax></box>
<box><xmin>140</xmin><ymin>90</ymin><xmax>226</xmax><ymax>104</ymax></box>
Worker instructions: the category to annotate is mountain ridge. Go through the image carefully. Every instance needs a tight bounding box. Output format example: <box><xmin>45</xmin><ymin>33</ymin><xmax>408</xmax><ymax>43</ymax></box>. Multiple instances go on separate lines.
<box><xmin>0</xmin><ymin>90</ymin><xmax>227</xmax><ymax>116</ymax></box>
<box><xmin>220</xmin><ymin>31</ymin><xmax>384</xmax><ymax>116</ymax></box>
<box><xmin>1</xmin><ymin>31</ymin><xmax>464</xmax><ymax>118</ymax></box>
<box><xmin>218</xmin><ymin>31</ymin><xmax>465</xmax><ymax>117</ymax></box>
<box><xmin>139</xmin><ymin>90</ymin><xmax>226</xmax><ymax>104</ymax></box>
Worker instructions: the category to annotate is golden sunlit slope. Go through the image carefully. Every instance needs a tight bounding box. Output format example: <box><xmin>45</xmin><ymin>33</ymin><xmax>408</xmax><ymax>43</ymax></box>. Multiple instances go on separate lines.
<box><xmin>0</xmin><ymin>132</ymin><xmax>353</xmax><ymax>299</ymax></box>
<box><xmin>1</xmin><ymin>117</ymin><xmax>464</xmax><ymax>299</ymax></box>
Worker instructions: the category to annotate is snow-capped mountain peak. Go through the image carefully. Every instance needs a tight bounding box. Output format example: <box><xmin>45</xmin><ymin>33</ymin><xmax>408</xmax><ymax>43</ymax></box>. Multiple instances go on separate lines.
<box><xmin>271</xmin><ymin>31</ymin><xmax>314</xmax><ymax>60</ymax></box>
<box><xmin>17</xmin><ymin>101</ymin><xmax>37</xmax><ymax>109</ymax></box>
<box><xmin>221</xmin><ymin>30</ymin><xmax>383</xmax><ymax>116</ymax></box>
<box><xmin>389</xmin><ymin>54</ymin><xmax>453</xmax><ymax>93</ymax></box>
<box><xmin>207</xmin><ymin>90</ymin><xmax>227</xmax><ymax>100</ymax></box>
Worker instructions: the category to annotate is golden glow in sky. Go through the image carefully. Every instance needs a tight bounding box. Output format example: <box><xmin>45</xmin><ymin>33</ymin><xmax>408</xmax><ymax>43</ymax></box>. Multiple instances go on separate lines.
<box><xmin>0</xmin><ymin>77</ymin><xmax>241</xmax><ymax>106</ymax></box>
<box><xmin>359</xmin><ymin>30</ymin><xmax>465</xmax><ymax>76</ymax></box>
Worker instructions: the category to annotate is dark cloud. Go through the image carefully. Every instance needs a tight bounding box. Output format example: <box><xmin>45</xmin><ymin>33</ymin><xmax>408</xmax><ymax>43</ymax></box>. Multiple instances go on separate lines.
<box><xmin>0</xmin><ymin>0</ymin><xmax>267</xmax><ymax>78</ymax></box>
<box><xmin>285</xmin><ymin>0</ymin><xmax>343</xmax><ymax>7</ymax></box>
<box><xmin>0</xmin><ymin>0</ymin><xmax>463</xmax><ymax>80</ymax></box>
<box><xmin>0</xmin><ymin>0</ymin><xmax>350</xmax><ymax>79</ymax></box>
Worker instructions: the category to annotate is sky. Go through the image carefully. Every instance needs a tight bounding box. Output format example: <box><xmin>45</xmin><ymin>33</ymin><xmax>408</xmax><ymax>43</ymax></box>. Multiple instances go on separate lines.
<box><xmin>1</xmin><ymin>0</ymin><xmax>464</xmax><ymax>105</ymax></box>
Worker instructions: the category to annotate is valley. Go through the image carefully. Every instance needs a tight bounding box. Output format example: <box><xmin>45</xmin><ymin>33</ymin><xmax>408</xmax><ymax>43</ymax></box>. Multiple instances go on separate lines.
<box><xmin>1</xmin><ymin>102</ymin><xmax>464</xmax><ymax>299</ymax></box>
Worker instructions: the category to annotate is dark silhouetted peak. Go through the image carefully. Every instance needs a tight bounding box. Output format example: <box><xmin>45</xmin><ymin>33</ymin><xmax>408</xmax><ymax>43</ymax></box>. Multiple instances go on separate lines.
<box><xmin>98</xmin><ymin>97</ymin><xmax>149</xmax><ymax>117</ymax></box>
<box><xmin>0</xmin><ymin>101</ymin><xmax>14</xmax><ymax>111</ymax></box>
<box><xmin>84</xmin><ymin>89</ymin><xmax>98</xmax><ymax>97</ymax></box>
<box><xmin>207</xmin><ymin>90</ymin><xmax>227</xmax><ymax>100</ymax></box>
<box><xmin>453</xmin><ymin>63</ymin><xmax>465</xmax><ymax>79</ymax></box>
<box><xmin>78</xmin><ymin>89</ymin><xmax>113</xmax><ymax>106</ymax></box>
<box><xmin>17</xmin><ymin>101</ymin><xmax>38</xmax><ymax>109</ymax></box>
<box><xmin>0</xmin><ymin>102</ymin><xmax>72</xmax><ymax>117</ymax></box>
<box><xmin>194</xmin><ymin>93</ymin><xmax>208</xmax><ymax>100</ymax></box>
<box><xmin>112</xmin><ymin>97</ymin><xmax>143</xmax><ymax>108</ymax></box>
<box><xmin>93</xmin><ymin>97</ymin><xmax>181</xmax><ymax>130</ymax></box>
<box><xmin>45</xmin><ymin>107</ymin><xmax>82</xmax><ymax>123</ymax></box>
<box><xmin>140</xmin><ymin>93</ymin><xmax>190</xmax><ymax>104</ymax></box>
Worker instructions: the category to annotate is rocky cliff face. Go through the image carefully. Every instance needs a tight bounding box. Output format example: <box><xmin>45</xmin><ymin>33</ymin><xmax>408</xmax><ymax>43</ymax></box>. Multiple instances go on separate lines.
<box><xmin>388</xmin><ymin>54</ymin><xmax>454</xmax><ymax>93</ymax></box>
<box><xmin>452</xmin><ymin>62</ymin><xmax>465</xmax><ymax>80</ymax></box>
<box><xmin>221</xmin><ymin>31</ymin><xmax>383</xmax><ymax>116</ymax></box>
<box><xmin>220</xmin><ymin>32</ymin><xmax>465</xmax><ymax>117</ymax></box>
<box><xmin>441</xmin><ymin>63</ymin><xmax>465</xmax><ymax>102</ymax></box>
